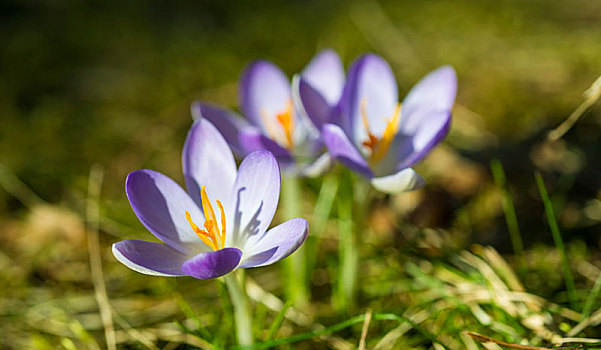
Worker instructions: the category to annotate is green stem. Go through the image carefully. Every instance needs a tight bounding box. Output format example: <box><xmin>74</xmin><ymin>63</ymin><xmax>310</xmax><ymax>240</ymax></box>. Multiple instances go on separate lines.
<box><xmin>337</xmin><ymin>184</ymin><xmax>356</xmax><ymax>311</ymax></box>
<box><xmin>306</xmin><ymin>173</ymin><xmax>339</xmax><ymax>293</ymax></box>
<box><xmin>224</xmin><ymin>271</ymin><xmax>253</xmax><ymax>345</ymax></box>
<box><xmin>336</xmin><ymin>172</ymin><xmax>369</xmax><ymax>312</ymax></box>
<box><xmin>281</xmin><ymin>175</ymin><xmax>308</xmax><ymax>306</ymax></box>
<box><xmin>535</xmin><ymin>172</ymin><xmax>577</xmax><ymax>309</ymax></box>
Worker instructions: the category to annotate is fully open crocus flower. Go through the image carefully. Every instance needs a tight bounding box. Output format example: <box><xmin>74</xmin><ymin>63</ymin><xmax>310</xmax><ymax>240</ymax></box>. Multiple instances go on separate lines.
<box><xmin>191</xmin><ymin>49</ymin><xmax>345</xmax><ymax>177</ymax></box>
<box><xmin>112</xmin><ymin>119</ymin><xmax>309</xmax><ymax>279</ymax></box>
<box><xmin>322</xmin><ymin>53</ymin><xmax>457</xmax><ymax>194</ymax></box>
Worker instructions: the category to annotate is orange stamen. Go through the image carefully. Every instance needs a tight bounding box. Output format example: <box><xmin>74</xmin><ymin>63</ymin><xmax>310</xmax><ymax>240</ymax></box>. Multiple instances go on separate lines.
<box><xmin>275</xmin><ymin>100</ymin><xmax>294</xmax><ymax>149</ymax></box>
<box><xmin>186</xmin><ymin>211</ymin><xmax>218</xmax><ymax>250</ymax></box>
<box><xmin>260</xmin><ymin>99</ymin><xmax>295</xmax><ymax>149</ymax></box>
<box><xmin>361</xmin><ymin>99</ymin><xmax>379</xmax><ymax>150</ymax></box>
<box><xmin>371</xmin><ymin>103</ymin><xmax>402</xmax><ymax>163</ymax></box>
<box><xmin>360</xmin><ymin>98</ymin><xmax>402</xmax><ymax>165</ymax></box>
<box><xmin>216</xmin><ymin>200</ymin><xmax>226</xmax><ymax>248</ymax></box>
<box><xmin>185</xmin><ymin>186</ymin><xmax>228</xmax><ymax>251</ymax></box>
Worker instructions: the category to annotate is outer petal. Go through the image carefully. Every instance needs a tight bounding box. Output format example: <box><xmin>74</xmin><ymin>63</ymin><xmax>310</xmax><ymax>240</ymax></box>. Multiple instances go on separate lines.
<box><xmin>238</xmin><ymin>127</ymin><xmax>294</xmax><ymax>166</ymax></box>
<box><xmin>183</xmin><ymin>119</ymin><xmax>238</xmax><ymax>209</ymax></box>
<box><xmin>293</xmin><ymin>75</ymin><xmax>332</xmax><ymax>131</ymax></box>
<box><xmin>112</xmin><ymin>240</ymin><xmax>189</xmax><ymax>277</ymax></box>
<box><xmin>383</xmin><ymin>67</ymin><xmax>456</xmax><ymax>171</ymax></box>
<box><xmin>370</xmin><ymin>167</ymin><xmax>425</xmax><ymax>194</ymax></box>
<box><xmin>400</xmin><ymin>65</ymin><xmax>457</xmax><ymax>132</ymax></box>
<box><xmin>322</xmin><ymin>123</ymin><xmax>373</xmax><ymax>177</ymax></box>
<box><xmin>342</xmin><ymin>54</ymin><xmax>398</xmax><ymax>146</ymax></box>
<box><xmin>398</xmin><ymin>110</ymin><xmax>451</xmax><ymax>168</ymax></box>
<box><xmin>301</xmin><ymin>49</ymin><xmax>345</xmax><ymax>105</ymax></box>
<box><xmin>126</xmin><ymin>170</ymin><xmax>206</xmax><ymax>254</ymax></box>
<box><xmin>239</xmin><ymin>218</ymin><xmax>308</xmax><ymax>268</ymax></box>
<box><xmin>191</xmin><ymin>102</ymin><xmax>249</xmax><ymax>156</ymax></box>
<box><xmin>239</xmin><ymin>60</ymin><xmax>291</xmax><ymax>133</ymax></box>
<box><xmin>228</xmin><ymin>150</ymin><xmax>280</xmax><ymax>248</ymax></box>
<box><xmin>181</xmin><ymin>247</ymin><xmax>242</xmax><ymax>279</ymax></box>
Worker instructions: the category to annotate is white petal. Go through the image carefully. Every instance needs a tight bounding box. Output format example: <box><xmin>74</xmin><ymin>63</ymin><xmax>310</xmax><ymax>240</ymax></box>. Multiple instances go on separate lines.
<box><xmin>370</xmin><ymin>168</ymin><xmax>425</xmax><ymax>194</ymax></box>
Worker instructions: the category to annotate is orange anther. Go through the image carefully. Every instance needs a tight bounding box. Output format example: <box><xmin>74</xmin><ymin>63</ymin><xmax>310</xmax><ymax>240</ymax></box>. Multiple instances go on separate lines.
<box><xmin>185</xmin><ymin>187</ymin><xmax>228</xmax><ymax>251</ymax></box>
<box><xmin>360</xmin><ymin>98</ymin><xmax>402</xmax><ymax>165</ymax></box>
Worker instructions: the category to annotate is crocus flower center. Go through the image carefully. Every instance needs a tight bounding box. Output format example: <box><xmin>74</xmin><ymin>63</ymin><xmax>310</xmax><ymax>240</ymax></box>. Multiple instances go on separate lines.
<box><xmin>360</xmin><ymin>99</ymin><xmax>402</xmax><ymax>164</ymax></box>
<box><xmin>261</xmin><ymin>99</ymin><xmax>294</xmax><ymax>149</ymax></box>
<box><xmin>185</xmin><ymin>186</ymin><xmax>226</xmax><ymax>251</ymax></box>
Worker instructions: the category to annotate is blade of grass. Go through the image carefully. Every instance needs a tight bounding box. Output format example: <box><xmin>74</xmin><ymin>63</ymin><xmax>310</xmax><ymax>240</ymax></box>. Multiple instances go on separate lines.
<box><xmin>581</xmin><ymin>272</ymin><xmax>601</xmax><ymax>321</ymax></box>
<box><xmin>547</xmin><ymin>73</ymin><xmax>601</xmax><ymax>141</ymax></box>
<box><xmin>231</xmin><ymin>313</ymin><xmax>450</xmax><ymax>350</ymax></box>
<box><xmin>109</xmin><ymin>310</ymin><xmax>159</xmax><ymax>350</ymax></box>
<box><xmin>174</xmin><ymin>293</ymin><xmax>212</xmax><ymax>341</ymax></box>
<box><xmin>265</xmin><ymin>301</ymin><xmax>292</xmax><ymax>341</ymax></box>
<box><xmin>534</xmin><ymin>172</ymin><xmax>577</xmax><ymax>309</ymax></box>
<box><xmin>86</xmin><ymin>164</ymin><xmax>116</xmax><ymax>350</ymax></box>
<box><xmin>490</xmin><ymin>159</ymin><xmax>525</xmax><ymax>271</ymax></box>
<box><xmin>358</xmin><ymin>309</ymin><xmax>372</xmax><ymax>350</ymax></box>
<box><xmin>0</xmin><ymin>163</ymin><xmax>45</xmax><ymax>207</ymax></box>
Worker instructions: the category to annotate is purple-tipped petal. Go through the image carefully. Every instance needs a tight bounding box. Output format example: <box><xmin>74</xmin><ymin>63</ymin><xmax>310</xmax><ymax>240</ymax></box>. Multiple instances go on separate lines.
<box><xmin>293</xmin><ymin>75</ymin><xmax>332</xmax><ymax>131</ymax></box>
<box><xmin>343</xmin><ymin>54</ymin><xmax>399</xmax><ymax>146</ymax></box>
<box><xmin>382</xmin><ymin>67</ymin><xmax>456</xmax><ymax>172</ymax></box>
<box><xmin>301</xmin><ymin>49</ymin><xmax>345</xmax><ymax>105</ymax></box>
<box><xmin>181</xmin><ymin>247</ymin><xmax>242</xmax><ymax>279</ymax></box>
<box><xmin>183</xmin><ymin>119</ymin><xmax>238</xmax><ymax>210</ymax></box>
<box><xmin>322</xmin><ymin>123</ymin><xmax>373</xmax><ymax>177</ymax></box>
<box><xmin>126</xmin><ymin>170</ymin><xmax>206</xmax><ymax>254</ymax></box>
<box><xmin>400</xmin><ymin>65</ymin><xmax>457</xmax><ymax>131</ymax></box>
<box><xmin>373</xmin><ymin>110</ymin><xmax>451</xmax><ymax>175</ymax></box>
<box><xmin>191</xmin><ymin>102</ymin><xmax>249</xmax><ymax>156</ymax></box>
<box><xmin>238</xmin><ymin>127</ymin><xmax>294</xmax><ymax>165</ymax></box>
<box><xmin>239</xmin><ymin>218</ymin><xmax>308</xmax><ymax>268</ymax></box>
<box><xmin>228</xmin><ymin>150</ymin><xmax>280</xmax><ymax>247</ymax></box>
<box><xmin>370</xmin><ymin>167</ymin><xmax>425</xmax><ymax>194</ymax></box>
<box><xmin>239</xmin><ymin>60</ymin><xmax>291</xmax><ymax>133</ymax></box>
<box><xmin>399</xmin><ymin>110</ymin><xmax>451</xmax><ymax>168</ymax></box>
<box><xmin>113</xmin><ymin>240</ymin><xmax>189</xmax><ymax>277</ymax></box>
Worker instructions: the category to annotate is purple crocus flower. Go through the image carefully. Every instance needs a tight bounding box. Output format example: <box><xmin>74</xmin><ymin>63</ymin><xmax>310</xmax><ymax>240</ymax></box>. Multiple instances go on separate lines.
<box><xmin>112</xmin><ymin>119</ymin><xmax>309</xmax><ymax>279</ymax></box>
<box><xmin>322</xmin><ymin>53</ymin><xmax>457</xmax><ymax>194</ymax></box>
<box><xmin>191</xmin><ymin>49</ymin><xmax>345</xmax><ymax>177</ymax></box>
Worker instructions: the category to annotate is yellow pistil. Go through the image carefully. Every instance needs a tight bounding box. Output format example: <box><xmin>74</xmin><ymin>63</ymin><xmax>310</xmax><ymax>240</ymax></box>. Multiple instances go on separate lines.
<box><xmin>260</xmin><ymin>99</ymin><xmax>294</xmax><ymax>149</ymax></box>
<box><xmin>360</xmin><ymin>99</ymin><xmax>402</xmax><ymax>165</ymax></box>
<box><xmin>185</xmin><ymin>186</ymin><xmax>227</xmax><ymax>251</ymax></box>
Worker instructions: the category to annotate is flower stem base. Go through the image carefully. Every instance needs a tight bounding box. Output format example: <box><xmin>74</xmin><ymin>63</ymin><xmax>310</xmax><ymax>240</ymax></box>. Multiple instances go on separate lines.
<box><xmin>224</xmin><ymin>271</ymin><xmax>253</xmax><ymax>345</ymax></box>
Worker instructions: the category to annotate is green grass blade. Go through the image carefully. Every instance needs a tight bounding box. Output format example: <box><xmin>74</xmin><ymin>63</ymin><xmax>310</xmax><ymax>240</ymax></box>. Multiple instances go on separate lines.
<box><xmin>490</xmin><ymin>159</ymin><xmax>525</xmax><ymax>271</ymax></box>
<box><xmin>535</xmin><ymin>172</ymin><xmax>577</xmax><ymax>309</ymax></box>
<box><xmin>174</xmin><ymin>293</ymin><xmax>212</xmax><ymax>341</ymax></box>
<box><xmin>265</xmin><ymin>301</ymin><xmax>292</xmax><ymax>341</ymax></box>
<box><xmin>230</xmin><ymin>313</ymin><xmax>450</xmax><ymax>350</ymax></box>
<box><xmin>581</xmin><ymin>272</ymin><xmax>601</xmax><ymax>321</ymax></box>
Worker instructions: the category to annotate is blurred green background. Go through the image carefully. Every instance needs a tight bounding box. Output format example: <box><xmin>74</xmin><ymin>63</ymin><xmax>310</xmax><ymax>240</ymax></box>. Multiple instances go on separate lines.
<box><xmin>2</xmin><ymin>0</ymin><xmax>601</xmax><ymax>348</ymax></box>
